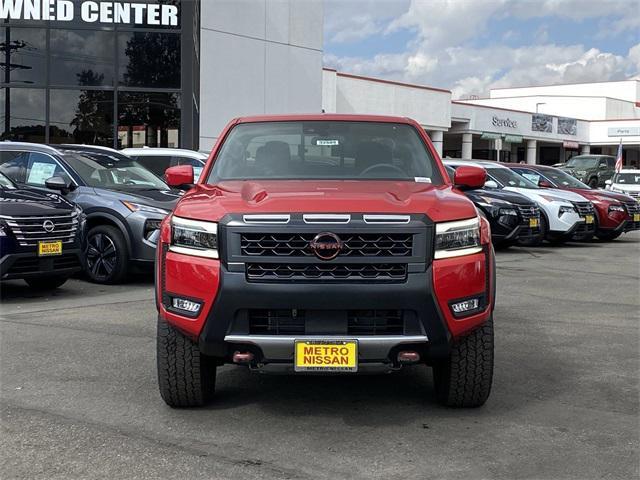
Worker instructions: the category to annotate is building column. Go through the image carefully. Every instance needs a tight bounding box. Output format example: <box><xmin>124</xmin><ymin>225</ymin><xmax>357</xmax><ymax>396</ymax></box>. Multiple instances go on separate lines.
<box><xmin>526</xmin><ymin>139</ymin><xmax>537</xmax><ymax>165</ymax></box>
<box><xmin>581</xmin><ymin>145</ymin><xmax>590</xmax><ymax>155</ymax></box>
<box><xmin>429</xmin><ymin>130</ymin><xmax>443</xmax><ymax>157</ymax></box>
<box><xmin>461</xmin><ymin>133</ymin><xmax>473</xmax><ymax>159</ymax></box>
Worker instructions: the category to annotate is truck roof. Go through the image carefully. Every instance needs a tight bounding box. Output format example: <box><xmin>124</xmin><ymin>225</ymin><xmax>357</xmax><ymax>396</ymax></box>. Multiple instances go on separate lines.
<box><xmin>233</xmin><ymin>113</ymin><xmax>417</xmax><ymax>124</ymax></box>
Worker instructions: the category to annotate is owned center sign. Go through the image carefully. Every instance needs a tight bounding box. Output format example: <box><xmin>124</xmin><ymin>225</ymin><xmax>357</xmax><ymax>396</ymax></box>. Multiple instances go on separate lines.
<box><xmin>0</xmin><ymin>0</ymin><xmax>179</xmax><ymax>26</ymax></box>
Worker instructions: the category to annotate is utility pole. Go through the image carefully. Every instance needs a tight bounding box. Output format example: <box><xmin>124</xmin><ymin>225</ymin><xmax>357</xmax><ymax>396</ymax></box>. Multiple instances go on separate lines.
<box><xmin>1</xmin><ymin>26</ymin><xmax>32</xmax><ymax>137</ymax></box>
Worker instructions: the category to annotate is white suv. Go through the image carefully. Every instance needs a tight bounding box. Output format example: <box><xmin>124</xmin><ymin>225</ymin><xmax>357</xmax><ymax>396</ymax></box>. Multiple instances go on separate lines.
<box><xmin>445</xmin><ymin>160</ymin><xmax>596</xmax><ymax>242</ymax></box>
<box><xmin>606</xmin><ymin>169</ymin><xmax>640</xmax><ymax>201</ymax></box>
<box><xmin>121</xmin><ymin>148</ymin><xmax>208</xmax><ymax>183</ymax></box>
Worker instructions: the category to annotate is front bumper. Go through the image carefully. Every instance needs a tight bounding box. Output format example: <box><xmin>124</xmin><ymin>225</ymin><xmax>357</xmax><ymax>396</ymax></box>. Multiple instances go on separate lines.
<box><xmin>158</xmin><ymin>246</ymin><xmax>494</xmax><ymax>367</ymax></box>
<box><xmin>0</xmin><ymin>248</ymin><xmax>84</xmax><ymax>280</ymax></box>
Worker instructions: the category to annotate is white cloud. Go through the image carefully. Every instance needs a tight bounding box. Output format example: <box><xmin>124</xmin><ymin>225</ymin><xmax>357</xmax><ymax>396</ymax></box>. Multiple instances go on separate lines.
<box><xmin>324</xmin><ymin>0</ymin><xmax>640</xmax><ymax>98</ymax></box>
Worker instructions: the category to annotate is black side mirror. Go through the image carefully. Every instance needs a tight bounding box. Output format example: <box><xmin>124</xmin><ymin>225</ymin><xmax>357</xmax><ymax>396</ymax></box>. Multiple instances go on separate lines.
<box><xmin>45</xmin><ymin>176</ymin><xmax>71</xmax><ymax>195</ymax></box>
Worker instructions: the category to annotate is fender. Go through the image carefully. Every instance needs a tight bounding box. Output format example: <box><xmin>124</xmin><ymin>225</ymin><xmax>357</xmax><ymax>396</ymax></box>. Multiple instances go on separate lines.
<box><xmin>85</xmin><ymin>209</ymin><xmax>134</xmax><ymax>257</ymax></box>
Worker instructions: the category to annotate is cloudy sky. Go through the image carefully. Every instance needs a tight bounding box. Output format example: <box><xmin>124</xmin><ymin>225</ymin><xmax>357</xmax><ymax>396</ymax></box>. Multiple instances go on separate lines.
<box><xmin>323</xmin><ymin>0</ymin><xmax>640</xmax><ymax>99</ymax></box>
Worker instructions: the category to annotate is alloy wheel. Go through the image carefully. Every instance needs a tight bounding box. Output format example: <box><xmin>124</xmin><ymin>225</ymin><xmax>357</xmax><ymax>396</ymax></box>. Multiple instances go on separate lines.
<box><xmin>86</xmin><ymin>233</ymin><xmax>118</xmax><ymax>281</ymax></box>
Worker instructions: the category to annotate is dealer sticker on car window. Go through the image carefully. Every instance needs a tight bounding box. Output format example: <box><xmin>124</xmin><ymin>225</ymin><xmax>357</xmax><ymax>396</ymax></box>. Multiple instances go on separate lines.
<box><xmin>314</xmin><ymin>139</ymin><xmax>340</xmax><ymax>146</ymax></box>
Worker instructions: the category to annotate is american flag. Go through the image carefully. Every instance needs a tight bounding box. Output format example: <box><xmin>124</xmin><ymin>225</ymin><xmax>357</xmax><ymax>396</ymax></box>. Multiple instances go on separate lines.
<box><xmin>615</xmin><ymin>139</ymin><xmax>623</xmax><ymax>172</ymax></box>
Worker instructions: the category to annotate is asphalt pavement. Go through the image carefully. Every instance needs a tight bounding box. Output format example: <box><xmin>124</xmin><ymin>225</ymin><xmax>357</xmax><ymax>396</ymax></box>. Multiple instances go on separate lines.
<box><xmin>1</xmin><ymin>234</ymin><xmax>639</xmax><ymax>480</ymax></box>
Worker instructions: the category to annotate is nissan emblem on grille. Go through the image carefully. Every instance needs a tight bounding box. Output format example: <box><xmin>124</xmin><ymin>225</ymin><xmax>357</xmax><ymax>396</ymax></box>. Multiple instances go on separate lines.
<box><xmin>309</xmin><ymin>232</ymin><xmax>343</xmax><ymax>260</ymax></box>
<box><xmin>42</xmin><ymin>220</ymin><xmax>55</xmax><ymax>233</ymax></box>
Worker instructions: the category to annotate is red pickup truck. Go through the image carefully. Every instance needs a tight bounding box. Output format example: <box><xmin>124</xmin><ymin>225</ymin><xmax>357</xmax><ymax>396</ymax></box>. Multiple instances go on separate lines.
<box><xmin>155</xmin><ymin>114</ymin><xmax>495</xmax><ymax>408</ymax></box>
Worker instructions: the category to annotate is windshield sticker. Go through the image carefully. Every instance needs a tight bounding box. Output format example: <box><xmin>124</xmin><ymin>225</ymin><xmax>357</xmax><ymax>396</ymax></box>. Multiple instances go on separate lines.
<box><xmin>27</xmin><ymin>162</ymin><xmax>56</xmax><ymax>185</ymax></box>
<box><xmin>315</xmin><ymin>139</ymin><xmax>339</xmax><ymax>146</ymax></box>
<box><xmin>415</xmin><ymin>177</ymin><xmax>432</xmax><ymax>183</ymax></box>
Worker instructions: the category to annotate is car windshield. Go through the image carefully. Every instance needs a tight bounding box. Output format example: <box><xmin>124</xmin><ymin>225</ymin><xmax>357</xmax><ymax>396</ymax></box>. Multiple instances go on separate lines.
<box><xmin>207</xmin><ymin>121</ymin><xmax>443</xmax><ymax>184</ymax></box>
<box><xmin>487</xmin><ymin>167</ymin><xmax>539</xmax><ymax>189</ymax></box>
<box><xmin>540</xmin><ymin>168</ymin><xmax>589</xmax><ymax>189</ymax></box>
<box><xmin>0</xmin><ymin>172</ymin><xmax>15</xmax><ymax>189</ymax></box>
<box><xmin>565</xmin><ymin>157</ymin><xmax>599</xmax><ymax>169</ymax></box>
<box><xmin>63</xmin><ymin>153</ymin><xmax>169</xmax><ymax>190</ymax></box>
<box><xmin>612</xmin><ymin>172</ymin><xmax>640</xmax><ymax>184</ymax></box>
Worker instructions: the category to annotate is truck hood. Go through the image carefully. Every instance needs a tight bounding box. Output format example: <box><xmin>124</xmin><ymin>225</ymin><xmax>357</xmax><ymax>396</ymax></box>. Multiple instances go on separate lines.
<box><xmin>0</xmin><ymin>187</ymin><xmax>75</xmax><ymax>217</ymax></box>
<box><xmin>564</xmin><ymin>187</ymin><xmax>635</xmax><ymax>203</ymax></box>
<box><xmin>172</xmin><ymin>180</ymin><xmax>477</xmax><ymax>223</ymax></box>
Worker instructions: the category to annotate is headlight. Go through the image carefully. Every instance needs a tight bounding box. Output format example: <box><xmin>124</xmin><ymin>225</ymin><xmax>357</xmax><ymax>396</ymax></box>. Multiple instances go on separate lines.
<box><xmin>122</xmin><ymin>201</ymin><xmax>171</xmax><ymax>216</ymax></box>
<box><xmin>499</xmin><ymin>208</ymin><xmax>517</xmax><ymax>216</ymax></box>
<box><xmin>608</xmin><ymin>204</ymin><xmax>625</xmax><ymax>213</ymax></box>
<box><xmin>435</xmin><ymin>217</ymin><xmax>482</xmax><ymax>259</ymax></box>
<box><xmin>170</xmin><ymin>216</ymin><xmax>218</xmax><ymax>258</ymax></box>
<box><xmin>72</xmin><ymin>205</ymin><xmax>86</xmax><ymax>222</ymax></box>
<box><xmin>558</xmin><ymin>205</ymin><xmax>576</xmax><ymax>216</ymax></box>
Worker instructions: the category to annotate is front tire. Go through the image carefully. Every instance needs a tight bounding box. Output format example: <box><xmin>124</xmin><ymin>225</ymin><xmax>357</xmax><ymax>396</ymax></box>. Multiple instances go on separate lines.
<box><xmin>25</xmin><ymin>276</ymin><xmax>69</xmax><ymax>290</ymax></box>
<box><xmin>85</xmin><ymin>225</ymin><xmax>128</xmax><ymax>284</ymax></box>
<box><xmin>432</xmin><ymin>315</ymin><xmax>494</xmax><ymax>408</ymax></box>
<box><xmin>157</xmin><ymin>317</ymin><xmax>217</xmax><ymax>408</ymax></box>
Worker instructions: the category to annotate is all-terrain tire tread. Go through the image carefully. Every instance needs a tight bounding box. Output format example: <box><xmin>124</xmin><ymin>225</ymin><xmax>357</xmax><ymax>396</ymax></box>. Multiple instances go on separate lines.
<box><xmin>157</xmin><ymin>317</ymin><xmax>216</xmax><ymax>407</ymax></box>
<box><xmin>434</xmin><ymin>316</ymin><xmax>494</xmax><ymax>408</ymax></box>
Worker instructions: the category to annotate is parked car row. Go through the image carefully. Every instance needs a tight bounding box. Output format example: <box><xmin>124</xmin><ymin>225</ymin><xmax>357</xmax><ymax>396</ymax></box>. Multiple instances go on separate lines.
<box><xmin>444</xmin><ymin>159</ymin><xmax>640</xmax><ymax>245</ymax></box>
<box><xmin>0</xmin><ymin>142</ymin><xmax>207</xmax><ymax>288</ymax></box>
<box><xmin>1</xmin><ymin>139</ymin><xmax>638</xmax><ymax>290</ymax></box>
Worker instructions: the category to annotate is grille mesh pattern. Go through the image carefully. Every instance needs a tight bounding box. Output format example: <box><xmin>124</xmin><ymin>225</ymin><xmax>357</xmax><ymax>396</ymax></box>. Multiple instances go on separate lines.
<box><xmin>571</xmin><ymin>201</ymin><xmax>595</xmax><ymax>217</ymax></box>
<box><xmin>246</xmin><ymin>263</ymin><xmax>407</xmax><ymax>281</ymax></box>
<box><xmin>248</xmin><ymin>309</ymin><xmax>404</xmax><ymax>335</ymax></box>
<box><xmin>241</xmin><ymin>232</ymin><xmax>413</xmax><ymax>258</ymax></box>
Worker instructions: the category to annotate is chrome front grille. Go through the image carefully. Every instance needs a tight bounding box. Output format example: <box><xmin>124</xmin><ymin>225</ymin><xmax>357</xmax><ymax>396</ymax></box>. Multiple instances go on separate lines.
<box><xmin>516</xmin><ymin>204</ymin><xmax>540</xmax><ymax>222</ymax></box>
<box><xmin>624</xmin><ymin>201</ymin><xmax>640</xmax><ymax>215</ymax></box>
<box><xmin>240</xmin><ymin>232</ymin><xmax>413</xmax><ymax>258</ymax></box>
<box><xmin>571</xmin><ymin>201</ymin><xmax>595</xmax><ymax>217</ymax></box>
<box><xmin>1</xmin><ymin>213</ymin><xmax>79</xmax><ymax>246</ymax></box>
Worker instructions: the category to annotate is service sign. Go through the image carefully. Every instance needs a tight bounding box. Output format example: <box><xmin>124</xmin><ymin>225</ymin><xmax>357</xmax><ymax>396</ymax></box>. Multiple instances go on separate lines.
<box><xmin>0</xmin><ymin>0</ymin><xmax>179</xmax><ymax>26</ymax></box>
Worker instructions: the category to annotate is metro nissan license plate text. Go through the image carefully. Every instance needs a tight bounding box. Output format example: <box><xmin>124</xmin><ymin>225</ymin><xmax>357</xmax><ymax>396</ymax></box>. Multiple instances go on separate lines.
<box><xmin>585</xmin><ymin>215</ymin><xmax>594</xmax><ymax>224</ymax></box>
<box><xmin>38</xmin><ymin>240</ymin><xmax>62</xmax><ymax>256</ymax></box>
<box><xmin>529</xmin><ymin>218</ymin><xmax>539</xmax><ymax>228</ymax></box>
<box><xmin>295</xmin><ymin>340</ymin><xmax>357</xmax><ymax>372</ymax></box>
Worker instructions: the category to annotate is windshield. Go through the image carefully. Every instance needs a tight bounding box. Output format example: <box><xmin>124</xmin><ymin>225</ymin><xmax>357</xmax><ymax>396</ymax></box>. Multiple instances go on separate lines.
<box><xmin>487</xmin><ymin>168</ymin><xmax>539</xmax><ymax>189</ymax></box>
<box><xmin>0</xmin><ymin>172</ymin><xmax>15</xmax><ymax>189</ymax></box>
<box><xmin>63</xmin><ymin>153</ymin><xmax>169</xmax><ymax>190</ymax></box>
<box><xmin>520</xmin><ymin>168</ymin><xmax>589</xmax><ymax>189</ymax></box>
<box><xmin>612</xmin><ymin>172</ymin><xmax>640</xmax><ymax>184</ymax></box>
<box><xmin>566</xmin><ymin>156</ymin><xmax>599</xmax><ymax>169</ymax></box>
<box><xmin>207</xmin><ymin>121</ymin><xmax>443</xmax><ymax>184</ymax></box>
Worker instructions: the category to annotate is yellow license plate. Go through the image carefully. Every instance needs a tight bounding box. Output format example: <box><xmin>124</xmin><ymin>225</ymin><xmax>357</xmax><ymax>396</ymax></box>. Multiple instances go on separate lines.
<box><xmin>529</xmin><ymin>218</ymin><xmax>539</xmax><ymax>228</ymax></box>
<box><xmin>295</xmin><ymin>340</ymin><xmax>358</xmax><ymax>372</ymax></box>
<box><xmin>38</xmin><ymin>240</ymin><xmax>62</xmax><ymax>256</ymax></box>
<box><xmin>634</xmin><ymin>214</ymin><xmax>640</xmax><ymax>222</ymax></box>
<box><xmin>585</xmin><ymin>215</ymin><xmax>594</xmax><ymax>224</ymax></box>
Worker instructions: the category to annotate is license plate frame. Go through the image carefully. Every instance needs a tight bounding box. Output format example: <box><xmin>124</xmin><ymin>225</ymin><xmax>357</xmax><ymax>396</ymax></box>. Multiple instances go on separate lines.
<box><xmin>294</xmin><ymin>339</ymin><xmax>358</xmax><ymax>373</ymax></box>
<box><xmin>585</xmin><ymin>214</ymin><xmax>594</xmax><ymax>224</ymax></box>
<box><xmin>38</xmin><ymin>240</ymin><xmax>62</xmax><ymax>256</ymax></box>
<box><xmin>529</xmin><ymin>218</ymin><xmax>539</xmax><ymax>228</ymax></box>
<box><xmin>634</xmin><ymin>213</ymin><xmax>640</xmax><ymax>222</ymax></box>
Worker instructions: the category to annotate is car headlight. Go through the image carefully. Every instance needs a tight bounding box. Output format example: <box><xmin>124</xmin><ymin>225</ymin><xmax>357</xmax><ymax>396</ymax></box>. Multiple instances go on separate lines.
<box><xmin>170</xmin><ymin>216</ymin><xmax>218</xmax><ymax>258</ymax></box>
<box><xmin>435</xmin><ymin>217</ymin><xmax>482</xmax><ymax>259</ymax></box>
<box><xmin>608</xmin><ymin>204</ymin><xmax>625</xmax><ymax>213</ymax></box>
<box><xmin>558</xmin><ymin>205</ymin><xmax>576</xmax><ymax>216</ymax></box>
<box><xmin>499</xmin><ymin>208</ymin><xmax>518</xmax><ymax>216</ymax></box>
<box><xmin>122</xmin><ymin>201</ymin><xmax>171</xmax><ymax>216</ymax></box>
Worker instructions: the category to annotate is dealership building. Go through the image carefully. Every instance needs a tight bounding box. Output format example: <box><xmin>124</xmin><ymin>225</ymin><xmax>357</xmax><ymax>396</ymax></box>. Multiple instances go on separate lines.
<box><xmin>2</xmin><ymin>0</ymin><xmax>638</xmax><ymax>166</ymax></box>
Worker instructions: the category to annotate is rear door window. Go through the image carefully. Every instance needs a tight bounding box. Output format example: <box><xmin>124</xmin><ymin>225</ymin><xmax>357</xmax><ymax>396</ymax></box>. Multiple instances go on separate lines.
<box><xmin>0</xmin><ymin>151</ymin><xmax>65</xmax><ymax>186</ymax></box>
<box><xmin>134</xmin><ymin>155</ymin><xmax>173</xmax><ymax>178</ymax></box>
<box><xmin>0</xmin><ymin>151</ymin><xmax>30</xmax><ymax>184</ymax></box>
